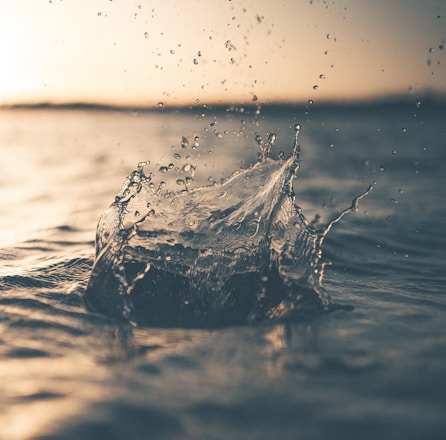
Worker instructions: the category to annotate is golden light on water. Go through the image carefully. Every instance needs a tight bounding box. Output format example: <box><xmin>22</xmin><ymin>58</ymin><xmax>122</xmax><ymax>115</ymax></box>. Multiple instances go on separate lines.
<box><xmin>0</xmin><ymin>0</ymin><xmax>445</xmax><ymax>106</ymax></box>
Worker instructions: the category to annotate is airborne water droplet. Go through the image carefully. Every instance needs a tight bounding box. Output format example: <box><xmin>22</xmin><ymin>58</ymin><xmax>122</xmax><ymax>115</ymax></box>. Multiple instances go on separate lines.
<box><xmin>181</xmin><ymin>137</ymin><xmax>189</xmax><ymax>148</ymax></box>
<box><xmin>267</xmin><ymin>132</ymin><xmax>277</xmax><ymax>145</ymax></box>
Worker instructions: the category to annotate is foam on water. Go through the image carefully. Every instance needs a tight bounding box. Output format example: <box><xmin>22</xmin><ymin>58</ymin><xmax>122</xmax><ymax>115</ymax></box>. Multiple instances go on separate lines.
<box><xmin>86</xmin><ymin>124</ymin><xmax>370</xmax><ymax>327</ymax></box>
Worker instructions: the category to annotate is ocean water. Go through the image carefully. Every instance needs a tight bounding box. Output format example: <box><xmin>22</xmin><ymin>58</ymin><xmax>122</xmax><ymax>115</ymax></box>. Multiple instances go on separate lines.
<box><xmin>0</xmin><ymin>100</ymin><xmax>445</xmax><ymax>439</ymax></box>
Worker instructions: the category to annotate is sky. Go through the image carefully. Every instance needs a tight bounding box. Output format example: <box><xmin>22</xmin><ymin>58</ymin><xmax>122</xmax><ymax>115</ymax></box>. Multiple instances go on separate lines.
<box><xmin>0</xmin><ymin>0</ymin><xmax>445</xmax><ymax>106</ymax></box>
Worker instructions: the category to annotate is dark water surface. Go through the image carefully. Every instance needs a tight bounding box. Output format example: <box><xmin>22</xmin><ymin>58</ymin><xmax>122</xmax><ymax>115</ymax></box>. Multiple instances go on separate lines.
<box><xmin>0</xmin><ymin>101</ymin><xmax>445</xmax><ymax>439</ymax></box>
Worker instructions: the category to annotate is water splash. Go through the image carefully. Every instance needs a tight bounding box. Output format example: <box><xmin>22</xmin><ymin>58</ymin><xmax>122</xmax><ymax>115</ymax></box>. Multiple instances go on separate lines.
<box><xmin>86</xmin><ymin>124</ymin><xmax>370</xmax><ymax>328</ymax></box>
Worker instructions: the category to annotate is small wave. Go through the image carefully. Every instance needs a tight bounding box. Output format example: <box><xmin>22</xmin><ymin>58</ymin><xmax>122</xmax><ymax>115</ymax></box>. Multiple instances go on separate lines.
<box><xmin>0</xmin><ymin>256</ymin><xmax>92</xmax><ymax>291</ymax></box>
<box><xmin>86</xmin><ymin>124</ymin><xmax>370</xmax><ymax>327</ymax></box>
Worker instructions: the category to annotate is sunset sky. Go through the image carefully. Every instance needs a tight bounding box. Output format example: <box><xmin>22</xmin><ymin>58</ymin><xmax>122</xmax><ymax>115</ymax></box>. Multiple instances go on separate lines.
<box><xmin>0</xmin><ymin>0</ymin><xmax>445</xmax><ymax>106</ymax></box>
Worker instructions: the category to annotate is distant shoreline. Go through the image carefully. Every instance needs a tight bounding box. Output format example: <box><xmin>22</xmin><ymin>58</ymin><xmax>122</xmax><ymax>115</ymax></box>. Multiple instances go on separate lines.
<box><xmin>1</xmin><ymin>94</ymin><xmax>445</xmax><ymax>113</ymax></box>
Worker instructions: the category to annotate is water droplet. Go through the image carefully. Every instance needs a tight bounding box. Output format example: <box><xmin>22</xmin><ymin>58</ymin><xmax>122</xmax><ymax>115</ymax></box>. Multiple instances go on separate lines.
<box><xmin>307</xmin><ymin>99</ymin><xmax>314</xmax><ymax>105</ymax></box>
<box><xmin>159</xmin><ymin>166</ymin><xmax>168</xmax><ymax>173</ymax></box>
<box><xmin>294</xmin><ymin>123</ymin><xmax>301</xmax><ymax>133</ymax></box>
<box><xmin>181</xmin><ymin>136</ymin><xmax>189</xmax><ymax>148</ymax></box>
<box><xmin>326</xmin><ymin>33</ymin><xmax>331</xmax><ymax>39</ymax></box>
<box><xmin>193</xmin><ymin>58</ymin><xmax>198</xmax><ymax>65</ymax></box>
<box><xmin>182</xmin><ymin>163</ymin><xmax>191</xmax><ymax>172</ymax></box>
<box><xmin>144</xmin><ymin>32</ymin><xmax>149</xmax><ymax>39</ymax></box>
<box><xmin>252</xmin><ymin>95</ymin><xmax>258</xmax><ymax>102</ymax></box>
<box><xmin>225</xmin><ymin>40</ymin><xmax>236</xmax><ymax>51</ymax></box>
<box><xmin>313</xmin><ymin>85</ymin><xmax>319</xmax><ymax>90</ymax></box>
<box><xmin>267</xmin><ymin>132</ymin><xmax>277</xmax><ymax>145</ymax></box>
<box><xmin>402</xmin><ymin>127</ymin><xmax>407</xmax><ymax>133</ymax></box>
<box><xmin>157</xmin><ymin>101</ymin><xmax>164</xmax><ymax>108</ymax></box>
<box><xmin>174</xmin><ymin>153</ymin><xmax>181</xmax><ymax>160</ymax></box>
<box><xmin>391</xmin><ymin>149</ymin><xmax>397</xmax><ymax>155</ymax></box>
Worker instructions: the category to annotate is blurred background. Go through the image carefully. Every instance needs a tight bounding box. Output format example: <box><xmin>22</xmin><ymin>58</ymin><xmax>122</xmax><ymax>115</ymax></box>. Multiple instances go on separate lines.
<box><xmin>1</xmin><ymin>0</ymin><xmax>445</xmax><ymax>107</ymax></box>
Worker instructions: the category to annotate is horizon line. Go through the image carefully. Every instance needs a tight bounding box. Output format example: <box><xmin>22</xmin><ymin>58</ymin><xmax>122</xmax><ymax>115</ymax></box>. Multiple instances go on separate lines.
<box><xmin>1</xmin><ymin>92</ymin><xmax>445</xmax><ymax>112</ymax></box>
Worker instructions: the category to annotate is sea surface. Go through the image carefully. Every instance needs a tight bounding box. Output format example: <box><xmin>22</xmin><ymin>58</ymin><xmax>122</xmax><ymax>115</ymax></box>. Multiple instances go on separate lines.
<box><xmin>0</xmin><ymin>100</ymin><xmax>445</xmax><ymax>439</ymax></box>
